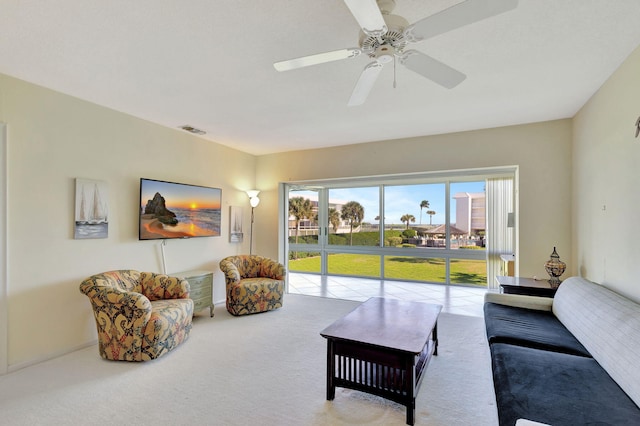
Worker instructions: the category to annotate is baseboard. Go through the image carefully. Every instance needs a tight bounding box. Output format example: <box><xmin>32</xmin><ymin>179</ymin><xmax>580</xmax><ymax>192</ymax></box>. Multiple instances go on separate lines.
<box><xmin>7</xmin><ymin>339</ymin><xmax>97</xmax><ymax>374</ymax></box>
<box><xmin>7</xmin><ymin>302</ymin><xmax>227</xmax><ymax>374</ymax></box>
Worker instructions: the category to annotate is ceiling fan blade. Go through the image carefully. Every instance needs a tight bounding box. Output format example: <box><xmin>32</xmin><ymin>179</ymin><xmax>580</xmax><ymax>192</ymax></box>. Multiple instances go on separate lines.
<box><xmin>343</xmin><ymin>0</ymin><xmax>387</xmax><ymax>36</ymax></box>
<box><xmin>348</xmin><ymin>61</ymin><xmax>384</xmax><ymax>106</ymax></box>
<box><xmin>400</xmin><ymin>50</ymin><xmax>466</xmax><ymax>89</ymax></box>
<box><xmin>405</xmin><ymin>0</ymin><xmax>518</xmax><ymax>42</ymax></box>
<box><xmin>274</xmin><ymin>48</ymin><xmax>362</xmax><ymax>72</ymax></box>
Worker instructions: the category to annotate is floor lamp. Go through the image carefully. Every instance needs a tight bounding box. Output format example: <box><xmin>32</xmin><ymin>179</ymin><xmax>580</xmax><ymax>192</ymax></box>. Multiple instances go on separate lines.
<box><xmin>246</xmin><ymin>190</ymin><xmax>260</xmax><ymax>256</ymax></box>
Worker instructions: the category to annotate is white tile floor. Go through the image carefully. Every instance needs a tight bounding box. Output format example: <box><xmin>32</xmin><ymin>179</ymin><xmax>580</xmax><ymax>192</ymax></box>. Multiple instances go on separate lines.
<box><xmin>288</xmin><ymin>272</ymin><xmax>489</xmax><ymax>317</ymax></box>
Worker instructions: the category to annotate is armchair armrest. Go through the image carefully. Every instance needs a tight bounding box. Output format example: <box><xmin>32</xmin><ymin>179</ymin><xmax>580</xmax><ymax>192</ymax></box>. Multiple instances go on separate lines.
<box><xmin>139</xmin><ymin>272</ymin><xmax>190</xmax><ymax>300</ymax></box>
<box><xmin>260</xmin><ymin>259</ymin><xmax>286</xmax><ymax>280</ymax></box>
<box><xmin>220</xmin><ymin>259</ymin><xmax>242</xmax><ymax>285</ymax></box>
<box><xmin>80</xmin><ymin>282</ymin><xmax>153</xmax><ymax>360</ymax></box>
<box><xmin>80</xmin><ymin>283</ymin><xmax>152</xmax><ymax>324</ymax></box>
<box><xmin>104</xmin><ymin>288</ymin><xmax>152</xmax><ymax>311</ymax></box>
<box><xmin>484</xmin><ymin>292</ymin><xmax>553</xmax><ymax>311</ymax></box>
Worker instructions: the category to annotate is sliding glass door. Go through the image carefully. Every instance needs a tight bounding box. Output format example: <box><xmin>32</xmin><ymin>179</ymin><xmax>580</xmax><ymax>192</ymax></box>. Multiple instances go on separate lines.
<box><xmin>449</xmin><ymin>181</ymin><xmax>487</xmax><ymax>285</ymax></box>
<box><xmin>284</xmin><ymin>168</ymin><xmax>514</xmax><ymax>288</ymax></box>
<box><xmin>287</xmin><ymin>188</ymin><xmax>321</xmax><ymax>273</ymax></box>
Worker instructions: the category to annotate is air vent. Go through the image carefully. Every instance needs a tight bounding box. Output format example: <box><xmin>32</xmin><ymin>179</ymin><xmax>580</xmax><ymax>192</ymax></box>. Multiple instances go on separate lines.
<box><xmin>179</xmin><ymin>125</ymin><xmax>206</xmax><ymax>135</ymax></box>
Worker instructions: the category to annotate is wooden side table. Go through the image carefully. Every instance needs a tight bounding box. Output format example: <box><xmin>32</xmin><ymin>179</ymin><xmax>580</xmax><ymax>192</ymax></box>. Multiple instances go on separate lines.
<box><xmin>174</xmin><ymin>270</ymin><xmax>214</xmax><ymax>317</ymax></box>
<box><xmin>495</xmin><ymin>275</ymin><xmax>558</xmax><ymax>298</ymax></box>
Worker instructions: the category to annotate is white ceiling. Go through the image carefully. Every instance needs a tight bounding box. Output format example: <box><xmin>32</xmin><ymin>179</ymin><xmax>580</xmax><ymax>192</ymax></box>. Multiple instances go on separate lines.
<box><xmin>1</xmin><ymin>1</ymin><xmax>640</xmax><ymax>156</ymax></box>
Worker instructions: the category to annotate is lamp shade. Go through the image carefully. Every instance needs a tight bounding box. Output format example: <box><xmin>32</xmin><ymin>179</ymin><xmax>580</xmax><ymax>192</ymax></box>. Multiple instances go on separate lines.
<box><xmin>247</xmin><ymin>190</ymin><xmax>260</xmax><ymax>208</ymax></box>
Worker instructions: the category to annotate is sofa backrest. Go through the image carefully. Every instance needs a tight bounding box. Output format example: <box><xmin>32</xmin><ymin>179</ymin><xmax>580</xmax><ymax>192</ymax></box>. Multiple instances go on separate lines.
<box><xmin>553</xmin><ymin>276</ymin><xmax>640</xmax><ymax>407</ymax></box>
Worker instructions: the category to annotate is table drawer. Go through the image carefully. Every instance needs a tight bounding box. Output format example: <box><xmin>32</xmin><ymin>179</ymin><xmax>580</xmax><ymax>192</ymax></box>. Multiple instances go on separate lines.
<box><xmin>188</xmin><ymin>275</ymin><xmax>213</xmax><ymax>290</ymax></box>
<box><xmin>189</xmin><ymin>283</ymin><xmax>212</xmax><ymax>300</ymax></box>
<box><xmin>193</xmin><ymin>296</ymin><xmax>212</xmax><ymax>313</ymax></box>
<box><xmin>175</xmin><ymin>270</ymin><xmax>214</xmax><ymax>317</ymax></box>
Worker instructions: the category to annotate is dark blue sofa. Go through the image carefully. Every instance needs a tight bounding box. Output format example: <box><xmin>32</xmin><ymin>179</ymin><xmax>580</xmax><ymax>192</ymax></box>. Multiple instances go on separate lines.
<box><xmin>484</xmin><ymin>277</ymin><xmax>640</xmax><ymax>426</ymax></box>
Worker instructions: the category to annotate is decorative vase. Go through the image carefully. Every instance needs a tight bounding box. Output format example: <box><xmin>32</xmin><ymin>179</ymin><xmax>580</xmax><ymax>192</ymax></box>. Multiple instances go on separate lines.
<box><xmin>544</xmin><ymin>247</ymin><xmax>566</xmax><ymax>287</ymax></box>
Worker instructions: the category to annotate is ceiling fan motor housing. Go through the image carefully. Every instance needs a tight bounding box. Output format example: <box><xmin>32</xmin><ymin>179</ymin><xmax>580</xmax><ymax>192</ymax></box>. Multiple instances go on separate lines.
<box><xmin>359</xmin><ymin>13</ymin><xmax>409</xmax><ymax>59</ymax></box>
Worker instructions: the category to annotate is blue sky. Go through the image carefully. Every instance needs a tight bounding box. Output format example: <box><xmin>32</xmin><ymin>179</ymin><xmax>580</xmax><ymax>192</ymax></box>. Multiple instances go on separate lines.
<box><xmin>293</xmin><ymin>181</ymin><xmax>485</xmax><ymax>226</ymax></box>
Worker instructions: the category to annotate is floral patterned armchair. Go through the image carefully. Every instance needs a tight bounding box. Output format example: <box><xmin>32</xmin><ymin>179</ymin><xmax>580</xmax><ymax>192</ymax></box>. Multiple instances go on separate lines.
<box><xmin>219</xmin><ymin>255</ymin><xmax>286</xmax><ymax>316</ymax></box>
<box><xmin>79</xmin><ymin>270</ymin><xmax>194</xmax><ymax>361</ymax></box>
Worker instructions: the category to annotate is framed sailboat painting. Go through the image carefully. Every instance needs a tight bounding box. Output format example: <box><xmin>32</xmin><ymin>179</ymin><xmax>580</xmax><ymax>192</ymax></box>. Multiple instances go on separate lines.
<box><xmin>229</xmin><ymin>206</ymin><xmax>243</xmax><ymax>243</ymax></box>
<box><xmin>74</xmin><ymin>178</ymin><xmax>109</xmax><ymax>239</ymax></box>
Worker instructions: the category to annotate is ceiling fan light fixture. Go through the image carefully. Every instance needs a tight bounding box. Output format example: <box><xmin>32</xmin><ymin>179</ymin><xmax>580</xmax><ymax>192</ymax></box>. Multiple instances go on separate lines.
<box><xmin>360</xmin><ymin>12</ymin><xmax>409</xmax><ymax>56</ymax></box>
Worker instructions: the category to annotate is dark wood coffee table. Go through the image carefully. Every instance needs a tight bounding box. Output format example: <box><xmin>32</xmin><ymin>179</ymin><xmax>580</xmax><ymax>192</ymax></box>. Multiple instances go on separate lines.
<box><xmin>320</xmin><ymin>297</ymin><xmax>442</xmax><ymax>425</ymax></box>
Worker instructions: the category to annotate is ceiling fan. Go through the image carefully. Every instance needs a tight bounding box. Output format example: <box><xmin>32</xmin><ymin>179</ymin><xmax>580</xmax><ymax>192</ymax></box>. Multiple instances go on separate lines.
<box><xmin>274</xmin><ymin>0</ymin><xmax>518</xmax><ymax>106</ymax></box>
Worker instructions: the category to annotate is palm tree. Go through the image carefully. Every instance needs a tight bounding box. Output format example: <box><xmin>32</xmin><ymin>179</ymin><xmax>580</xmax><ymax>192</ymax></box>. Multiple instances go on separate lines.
<box><xmin>328</xmin><ymin>208</ymin><xmax>341</xmax><ymax>233</ymax></box>
<box><xmin>340</xmin><ymin>201</ymin><xmax>364</xmax><ymax>245</ymax></box>
<box><xmin>426</xmin><ymin>210</ymin><xmax>436</xmax><ymax>226</ymax></box>
<box><xmin>400</xmin><ymin>214</ymin><xmax>416</xmax><ymax>229</ymax></box>
<box><xmin>288</xmin><ymin>196</ymin><xmax>313</xmax><ymax>244</ymax></box>
<box><xmin>419</xmin><ymin>200</ymin><xmax>430</xmax><ymax>224</ymax></box>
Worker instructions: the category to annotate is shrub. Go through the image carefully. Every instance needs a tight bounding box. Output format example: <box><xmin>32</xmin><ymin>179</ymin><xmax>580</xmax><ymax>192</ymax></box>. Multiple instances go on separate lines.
<box><xmin>289</xmin><ymin>251</ymin><xmax>320</xmax><ymax>260</ymax></box>
<box><xmin>288</xmin><ymin>235</ymin><xmax>319</xmax><ymax>244</ymax></box>
<box><xmin>401</xmin><ymin>229</ymin><xmax>417</xmax><ymax>238</ymax></box>
<box><xmin>386</xmin><ymin>236</ymin><xmax>403</xmax><ymax>246</ymax></box>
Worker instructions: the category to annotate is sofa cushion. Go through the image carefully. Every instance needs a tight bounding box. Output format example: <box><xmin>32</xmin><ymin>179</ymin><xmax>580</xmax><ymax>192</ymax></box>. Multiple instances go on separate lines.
<box><xmin>553</xmin><ymin>277</ymin><xmax>640</xmax><ymax>407</ymax></box>
<box><xmin>490</xmin><ymin>343</ymin><xmax>640</xmax><ymax>426</ymax></box>
<box><xmin>484</xmin><ymin>302</ymin><xmax>591</xmax><ymax>357</ymax></box>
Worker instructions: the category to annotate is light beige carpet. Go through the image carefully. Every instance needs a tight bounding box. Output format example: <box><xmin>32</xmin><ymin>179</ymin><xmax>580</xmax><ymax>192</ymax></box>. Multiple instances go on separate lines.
<box><xmin>0</xmin><ymin>294</ymin><xmax>498</xmax><ymax>425</ymax></box>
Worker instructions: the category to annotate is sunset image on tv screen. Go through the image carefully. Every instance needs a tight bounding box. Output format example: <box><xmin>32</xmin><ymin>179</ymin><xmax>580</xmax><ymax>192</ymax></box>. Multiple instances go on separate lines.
<box><xmin>139</xmin><ymin>178</ymin><xmax>221</xmax><ymax>240</ymax></box>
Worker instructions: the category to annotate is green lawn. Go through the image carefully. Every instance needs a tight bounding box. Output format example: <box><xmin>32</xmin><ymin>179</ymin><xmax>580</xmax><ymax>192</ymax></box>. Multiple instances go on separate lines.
<box><xmin>289</xmin><ymin>253</ymin><xmax>487</xmax><ymax>287</ymax></box>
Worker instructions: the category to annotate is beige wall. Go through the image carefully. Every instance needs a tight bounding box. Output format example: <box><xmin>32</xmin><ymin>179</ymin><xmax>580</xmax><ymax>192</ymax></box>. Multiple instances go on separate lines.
<box><xmin>0</xmin><ymin>74</ymin><xmax>256</xmax><ymax>369</ymax></box>
<box><xmin>2</xmin><ymin>41</ymin><xmax>639</xmax><ymax>370</ymax></box>
<box><xmin>573</xmin><ymin>45</ymin><xmax>640</xmax><ymax>300</ymax></box>
<box><xmin>255</xmin><ymin>119</ymin><xmax>573</xmax><ymax>280</ymax></box>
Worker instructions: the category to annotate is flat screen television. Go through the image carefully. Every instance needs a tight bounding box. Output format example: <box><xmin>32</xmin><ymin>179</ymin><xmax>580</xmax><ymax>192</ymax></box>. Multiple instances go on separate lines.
<box><xmin>139</xmin><ymin>178</ymin><xmax>222</xmax><ymax>240</ymax></box>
